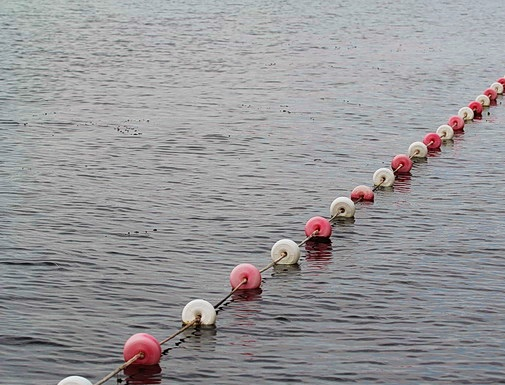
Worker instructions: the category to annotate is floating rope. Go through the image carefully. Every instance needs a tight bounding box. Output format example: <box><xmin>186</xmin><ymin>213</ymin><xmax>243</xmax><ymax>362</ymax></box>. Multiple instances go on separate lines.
<box><xmin>57</xmin><ymin>76</ymin><xmax>504</xmax><ymax>385</ymax></box>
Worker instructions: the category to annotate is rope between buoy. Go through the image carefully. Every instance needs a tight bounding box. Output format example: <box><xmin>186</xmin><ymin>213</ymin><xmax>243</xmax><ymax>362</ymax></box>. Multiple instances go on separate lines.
<box><xmin>297</xmin><ymin>230</ymin><xmax>319</xmax><ymax>247</ymax></box>
<box><xmin>213</xmin><ymin>277</ymin><xmax>248</xmax><ymax>308</ymax></box>
<box><xmin>93</xmin><ymin>351</ymin><xmax>144</xmax><ymax>385</ymax></box>
<box><xmin>259</xmin><ymin>252</ymin><xmax>287</xmax><ymax>273</ymax></box>
<box><xmin>159</xmin><ymin>316</ymin><xmax>201</xmax><ymax>346</ymax></box>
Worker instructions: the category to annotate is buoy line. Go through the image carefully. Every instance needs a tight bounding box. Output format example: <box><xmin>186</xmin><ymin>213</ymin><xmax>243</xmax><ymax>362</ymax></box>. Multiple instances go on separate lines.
<box><xmin>57</xmin><ymin>77</ymin><xmax>505</xmax><ymax>385</ymax></box>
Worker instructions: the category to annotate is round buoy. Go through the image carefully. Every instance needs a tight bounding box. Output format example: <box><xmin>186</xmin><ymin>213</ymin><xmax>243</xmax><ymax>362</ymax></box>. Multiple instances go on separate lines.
<box><xmin>490</xmin><ymin>82</ymin><xmax>504</xmax><ymax>94</ymax></box>
<box><xmin>476</xmin><ymin>94</ymin><xmax>491</xmax><ymax>107</ymax></box>
<box><xmin>448</xmin><ymin>115</ymin><xmax>465</xmax><ymax>131</ymax></box>
<box><xmin>436</xmin><ymin>125</ymin><xmax>454</xmax><ymax>140</ymax></box>
<box><xmin>423</xmin><ymin>132</ymin><xmax>442</xmax><ymax>150</ymax></box>
<box><xmin>123</xmin><ymin>333</ymin><xmax>161</xmax><ymax>366</ymax></box>
<box><xmin>229</xmin><ymin>263</ymin><xmax>262</xmax><ymax>290</ymax></box>
<box><xmin>304</xmin><ymin>216</ymin><xmax>332</xmax><ymax>238</ymax></box>
<box><xmin>57</xmin><ymin>376</ymin><xmax>93</xmax><ymax>385</ymax></box>
<box><xmin>497</xmin><ymin>77</ymin><xmax>505</xmax><ymax>87</ymax></box>
<box><xmin>271</xmin><ymin>239</ymin><xmax>301</xmax><ymax>265</ymax></box>
<box><xmin>373</xmin><ymin>168</ymin><xmax>395</xmax><ymax>187</ymax></box>
<box><xmin>408</xmin><ymin>141</ymin><xmax>428</xmax><ymax>158</ymax></box>
<box><xmin>181</xmin><ymin>299</ymin><xmax>217</xmax><ymax>325</ymax></box>
<box><xmin>350</xmin><ymin>185</ymin><xmax>374</xmax><ymax>202</ymax></box>
<box><xmin>457</xmin><ymin>107</ymin><xmax>474</xmax><ymax>121</ymax></box>
<box><xmin>391</xmin><ymin>154</ymin><xmax>412</xmax><ymax>174</ymax></box>
<box><xmin>483</xmin><ymin>88</ymin><xmax>498</xmax><ymax>101</ymax></box>
<box><xmin>330</xmin><ymin>196</ymin><xmax>356</xmax><ymax>218</ymax></box>
<box><xmin>468</xmin><ymin>101</ymin><xmax>483</xmax><ymax>115</ymax></box>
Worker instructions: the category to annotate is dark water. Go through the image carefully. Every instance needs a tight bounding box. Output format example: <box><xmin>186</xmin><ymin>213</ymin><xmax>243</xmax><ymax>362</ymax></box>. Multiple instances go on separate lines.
<box><xmin>2</xmin><ymin>0</ymin><xmax>505</xmax><ymax>384</ymax></box>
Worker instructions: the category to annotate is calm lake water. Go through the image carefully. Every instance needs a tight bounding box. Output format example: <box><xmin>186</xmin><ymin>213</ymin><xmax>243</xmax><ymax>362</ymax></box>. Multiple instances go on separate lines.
<box><xmin>2</xmin><ymin>0</ymin><xmax>505</xmax><ymax>384</ymax></box>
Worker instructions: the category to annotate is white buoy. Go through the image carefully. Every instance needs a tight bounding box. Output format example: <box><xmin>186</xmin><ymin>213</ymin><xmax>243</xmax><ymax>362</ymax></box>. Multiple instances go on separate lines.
<box><xmin>57</xmin><ymin>376</ymin><xmax>93</xmax><ymax>385</ymax></box>
<box><xmin>373</xmin><ymin>168</ymin><xmax>395</xmax><ymax>187</ymax></box>
<box><xmin>436</xmin><ymin>125</ymin><xmax>454</xmax><ymax>140</ymax></box>
<box><xmin>181</xmin><ymin>299</ymin><xmax>216</xmax><ymax>325</ymax></box>
<box><xmin>271</xmin><ymin>239</ymin><xmax>300</xmax><ymax>265</ymax></box>
<box><xmin>407</xmin><ymin>141</ymin><xmax>428</xmax><ymax>158</ymax></box>
<box><xmin>458</xmin><ymin>106</ymin><xmax>474</xmax><ymax>121</ymax></box>
<box><xmin>475</xmin><ymin>94</ymin><xmax>491</xmax><ymax>107</ymax></box>
<box><xmin>330</xmin><ymin>196</ymin><xmax>356</xmax><ymax>218</ymax></box>
<box><xmin>490</xmin><ymin>82</ymin><xmax>504</xmax><ymax>94</ymax></box>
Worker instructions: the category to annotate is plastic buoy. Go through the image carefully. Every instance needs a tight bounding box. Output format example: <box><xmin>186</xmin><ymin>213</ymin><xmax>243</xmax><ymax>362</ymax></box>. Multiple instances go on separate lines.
<box><xmin>408</xmin><ymin>141</ymin><xmax>428</xmax><ymax>158</ymax></box>
<box><xmin>423</xmin><ymin>133</ymin><xmax>442</xmax><ymax>150</ymax></box>
<box><xmin>448</xmin><ymin>115</ymin><xmax>465</xmax><ymax>131</ymax></box>
<box><xmin>497</xmin><ymin>78</ymin><xmax>505</xmax><ymax>87</ymax></box>
<box><xmin>391</xmin><ymin>154</ymin><xmax>412</xmax><ymax>174</ymax></box>
<box><xmin>229</xmin><ymin>263</ymin><xmax>262</xmax><ymax>290</ymax></box>
<box><xmin>181</xmin><ymin>299</ymin><xmax>217</xmax><ymax>325</ymax></box>
<box><xmin>468</xmin><ymin>101</ymin><xmax>483</xmax><ymax>115</ymax></box>
<box><xmin>57</xmin><ymin>376</ymin><xmax>93</xmax><ymax>385</ymax></box>
<box><xmin>483</xmin><ymin>88</ymin><xmax>498</xmax><ymax>101</ymax></box>
<box><xmin>436</xmin><ymin>124</ymin><xmax>454</xmax><ymax>140</ymax></box>
<box><xmin>271</xmin><ymin>239</ymin><xmax>301</xmax><ymax>265</ymax></box>
<box><xmin>123</xmin><ymin>333</ymin><xmax>161</xmax><ymax>366</ymax></box>
<box><xmin>458</xmin><ymin>106</ymin><xmax>474</xmax><ymax>121</ymax></box>
<box><xmin>304</xmin><ymin>216</ymin><xmax>332</xmax><ymax>238</ymax></box>
<box><xmin>490</xmin><ymin>82</ymin><xmax>504</xmax><ymax>94</ymax></box>
<box><xmin>350</xmin><ymin>185</ymin><xmax>374</xmax><ymax>202</ymax></box>
<box><xmin>476</xmin><ymin>94</ymin><xmax>491</xmax><ymax>107</ymax></box>
<box><xmin>330</xmin><ymin>196</ymin><xmax>356</xmax><ymax>218</ymax></box>
<box><xmin>372</xmin><ymin>168</ymin><xmax>395</xmax><ymax>187</ymax></box>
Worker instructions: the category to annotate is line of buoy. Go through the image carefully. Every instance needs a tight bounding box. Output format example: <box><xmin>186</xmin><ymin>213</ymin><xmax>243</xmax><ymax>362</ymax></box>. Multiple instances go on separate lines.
<box><xmin>57</xmin><ymin>76</ymin><xmax>505</xmax><ymax>385</ymax></box>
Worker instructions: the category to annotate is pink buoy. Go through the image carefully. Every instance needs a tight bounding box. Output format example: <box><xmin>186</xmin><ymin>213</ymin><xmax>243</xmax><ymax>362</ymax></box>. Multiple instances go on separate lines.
<box><xmin>447</xmin><ymin>115</ymin><xmax>464</xmax><ymax>131</ymax></box>
<box><xmin>230</xmin><ymin>263</ymin><xmax>262</xmax><ymax>289</ymax></box>
<box><xmin>304</xmin><ymin>216</ymin><xmax>332</xmax><ymax>238</ymax></box>
<box><xmin>468</xmin><ymin>101</ymin><xmax>483</xmax><ymax>115</ymax></box>
<box><xmin>483</xmin><ymin>87</ymin><xmax>498</xmax><ymax>101</ymax></box>
<box><xmin>423</xmin><ymin>133</ymin><xmax>442</xmax><ymax>150</ymax></box>
<box><xmin>497</xmin><ymin>78</ymin><xmax>505</xmax><ymax>87</ymax></box>
<box><xmin>350</xmin><ymin>185</ymin><xmax>374</xmax><ymax>202</ymax></box>
<box><xmin>123</xmin><ymin>333</ymin><xmax>162</xmax><ymax>366</ymax></box>
<box><xmin>391</xmin><ymin>154</ymin><xmax>412</xmax><ymax>174</ymax></box>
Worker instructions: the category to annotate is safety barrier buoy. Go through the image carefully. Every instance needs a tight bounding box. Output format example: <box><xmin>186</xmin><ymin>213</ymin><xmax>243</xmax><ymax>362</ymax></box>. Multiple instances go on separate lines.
<box><xmin>476</xmin><ymin>94</ymin><xmax>491</xmax><ymax>107</ymax></box>
<box><xmin>181</xmin><ymin>299</ymin><xmax>217</xmax><ymax>325</ymax></box>
<box><xmin>229</xmin><ymin>264</ymin><xmax>262</xmax><ymax>290</ymax></box>
<box><xmin>436</xmin><ymin>125</ymin><xmax>454</xmax><ymax>140</ymax></box>
<box><xmin>408</xmin><ymin>141</ymin><xmax>428</xmax><ymax>158</ymax></box>
<box><xmin>350</xmin><ymin>185</ymin><xmax>374</xmax><ymax>202</ymax></box>
<box><xmin>391</xmin><ymin>154</ymin><xmax>412</xmax><ymax>174</ymax></box>
<box><xmin>372</xmin><ymin>168</ymin><xmax>395</xmax><ymax>187</ymax></box>
<box><xmin>58</xmin><ymin>376</ymin><xmax>93</xmax><ymax>385</ymax></box>
<box><xmin>270</xmin><ymin>239</ymin><xmax>301</xmax><ymax>265</ymax></box>
<box><xmin>448</xmin><ymin>115</ymin><xmax>465</xmax><ymax>131</ymax></box>
<box><xmin>123</xmin><ymin>333</ymin><xmax>162</xmax><ymax>366</ymax></box>
<box><xmin>458</xmin><ymin>106</ymin><xmax>474</xmax><ymax>121</ymax></box>
<box><xmin>483</xmin><ymin>87</ymin><xmax>498</xmax><ymax>101</ymax></box>
<box><xmin>304</xmin><ymin>216</ymin><xmax>332</xmax><ymax>238</ymax></box>
<box><xmin>468</xmin><ymin>100</ymin><xmax>483</xmax><ymax>115</ymax></box>
<box><xmin>423</xmin><ymin>132</ymin><xmax>442</xmax><ymax>150</ymax></box>
<box><xmin>330</xmin><ymin>196</ymin><xmax>356</xmax><ymax>217</ymax></box>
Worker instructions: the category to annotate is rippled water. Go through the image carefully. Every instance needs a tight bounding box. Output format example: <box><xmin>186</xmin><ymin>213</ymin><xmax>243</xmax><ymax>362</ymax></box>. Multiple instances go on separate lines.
<box><xmin>2</xmin><ymin>0</ymin><xmax>505</xmax><ymax>384</ymax></box>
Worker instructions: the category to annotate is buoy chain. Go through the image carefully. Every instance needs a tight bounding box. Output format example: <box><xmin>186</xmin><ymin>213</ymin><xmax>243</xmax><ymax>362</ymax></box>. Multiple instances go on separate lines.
<box><xmin>58</xmin><ymin>76</ymin><xmax>505</xmax><ymax>385</ymax></box>
<box><xmin>93</xmin><ymin>352</ymin><xmax>144</xmax><ymax>385</ymax></box>
<box><xmin>213</xmin><ymin>278</ymin><xmax>247</xmax><ymax>309</ymax></box>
